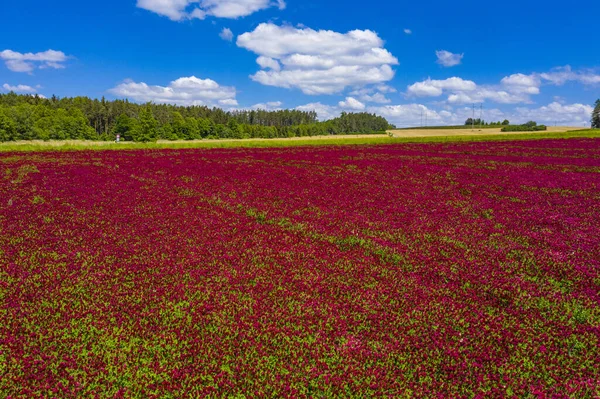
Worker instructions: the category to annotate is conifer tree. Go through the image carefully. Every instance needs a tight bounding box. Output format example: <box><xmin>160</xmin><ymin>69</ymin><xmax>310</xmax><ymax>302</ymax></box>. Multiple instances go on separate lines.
<box><xmin>592</xmin><ymin>99</ymin><xmax>600</xmax><ymax>129</ymax></box>
<box><xmin>134</xmin><ymin>105</ymin><xmax>158</xmax><ymax>142</ymax></box>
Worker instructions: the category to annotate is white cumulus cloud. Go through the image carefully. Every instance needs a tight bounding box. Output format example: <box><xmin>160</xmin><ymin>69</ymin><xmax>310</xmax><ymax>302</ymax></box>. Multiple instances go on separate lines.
<box><xmin>406</xmin><ymin>74</ymin><xmax>544</xmax><ymax>105</ymax></box>
<box><xmin>295</xmin><ymin>102</ymin><xmax>339</xmax><ymax>121</ymax></box>
<box><xmin>136</xmin><ymin>0</ymin><xmax>285</xmax><ymax>21</ymax></box>
<box><xmin>249</xmin><ymin>101</ymin><xmax>283</xmax><ymax>110</ymax></box>
<box><xmin>0</xmin><ymin>49</ymin><xmax>68</xmax><ymax>73</ymax></box>
<box><xmin>368</xmin><ymin>104</ymin><xmax>442</xmax><ymax>127</ymax></box>
<box><xmin>2</xmin><ymin>83</ymin><xmax>38</xmax><ymax>93</ymax></box>
<box><xmin>436</xmin><ymin>50</ymin><xmax>463</xmax><ymax>67</ymax></box>
<box><xmin>338</xmin><ymin>97</ymin><xmax>366</xmax><ymax>111</ymax></box>
<box><xmin>219</xmin><ymin>27</ymin><xmax>234</xmax><ymax>41</ymax></box>
<box><xmin>514</xmin><ymin>102</ymin><xmax>593</xmax><ymax>126</ymax></box>
<box><xmin>540</xmin><ymin>65</ymin><xmax>600</xmax><ymax>86</ymax></box>
<box><xmin>349</xmin><ymin>86</ymin><xmax>394</xmax><ymax>103</ymax></box>
<box><xmin>109</xmin><ymin>75</ymin><xmax>237</xmax><ymax>106</ymax></box>
<box><xmin>256</xmin><ymin>56</ymin><xmax>281</xmax><ymax>71</ymax></box>
<box><xmin>237</xmin><ymin>23</ymin><xmax>399</xmax><ymax>95</ymax></box>
<box><xmin>500</xmin><ymin>73</ymin><xmax>541</xmax><ymax>95</ymax></box>
<box><xmin>407</xmin><ymin>77</ymin><xmax>477</xmax><ymax>97</ymax></box>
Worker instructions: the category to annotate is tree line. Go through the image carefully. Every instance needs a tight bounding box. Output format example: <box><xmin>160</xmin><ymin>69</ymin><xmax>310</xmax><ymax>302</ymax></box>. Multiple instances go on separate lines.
<box><xmin>465</xmin><ymin>118</ymin><xmax>510</xmax><ymax>126</ymax></box>
<box><xmin>501</xmin><ymin>121</ymin><xmax>547</xmax><ymax>132</ymax></box>
<box><xmin>593</xmin><ymin>99</ymin><xmax>600</xmax><ymax>129</ymax></box>
<box><xmin>0</xmin><ymin>93</ymin><xmax>393</xmax><ymax>142</ymax></box>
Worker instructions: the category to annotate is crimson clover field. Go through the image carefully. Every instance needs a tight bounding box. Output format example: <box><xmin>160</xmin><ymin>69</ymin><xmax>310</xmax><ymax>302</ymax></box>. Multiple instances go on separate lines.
<box><xmin>1</xmin><ymin>139</ymin><xmax>599</xmax><ymax>398</ymax></box>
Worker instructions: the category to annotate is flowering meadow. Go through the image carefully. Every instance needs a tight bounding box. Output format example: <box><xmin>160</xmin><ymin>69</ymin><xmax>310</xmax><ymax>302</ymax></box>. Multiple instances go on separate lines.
<box><xmin>1</xmin><ymin>139</ymin><xmax>599</xmax><ymax>398</ymax></box>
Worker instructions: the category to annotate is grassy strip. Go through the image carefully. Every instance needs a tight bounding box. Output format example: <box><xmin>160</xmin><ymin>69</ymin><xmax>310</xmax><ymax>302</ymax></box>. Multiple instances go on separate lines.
<box><xmin>0</xmin><ymin>130</ymin><xmax>599</xmax><ymax>153</ymax></box>
<box><xmin>394</xmin><ymin>125</ymin><xmax>503</xmax><ymax>130</ymax></box>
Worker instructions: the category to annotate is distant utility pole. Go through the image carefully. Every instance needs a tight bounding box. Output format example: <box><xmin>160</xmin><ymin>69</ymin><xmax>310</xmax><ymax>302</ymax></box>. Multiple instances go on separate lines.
<box><xmin>421</xmin><ymin>109</ymin><xmax>423</xmax><ymax>127</ymax></box>
<box><xmin>472</xmin><ymin>104</ymin><xmax>475</xmax><ymax>131</ymax></box>
<box><xmin>479</xmin><ymin>104</ymin><xmax>483</xmax><ymax>129</ymax></box>
<box><xmin>425</xmin><ymin>111</ymin><xmax>428</xmax><ymax>127</ymax></box>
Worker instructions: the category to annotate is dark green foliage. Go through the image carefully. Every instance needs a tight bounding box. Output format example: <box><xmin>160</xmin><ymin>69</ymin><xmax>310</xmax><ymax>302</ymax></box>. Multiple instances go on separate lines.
<box><xmin>592</xmin><ymin>99</ymin><xmax>600</xmax><ymax>129</ymax></box>
<box><xmin>501</xmin><ymin>121</ymin><xmax>547</xmax><ymax>132</ymax></box>
<box><xmin>465</xmin><ymin>118</ymin><xmax>510</xmax><ymax>127</ymax></box>
<box><xmin>0</xmin><ymin>108</ymin><xmax>17</xmax><ymax>141</ymax></box>
<box><xmin>133</xmin><ymin>106</ymin><xmax>158</xmax><ymax>142</ymax></box>
<box><xmin>0</xmin><ymin>93</ymin><xmax>394</xmax><ymax>142</ymax></box>
<box><xmin>112</xmin><ymin>113</ymin><xmax>135</xmax><ymax>141</ymax></box>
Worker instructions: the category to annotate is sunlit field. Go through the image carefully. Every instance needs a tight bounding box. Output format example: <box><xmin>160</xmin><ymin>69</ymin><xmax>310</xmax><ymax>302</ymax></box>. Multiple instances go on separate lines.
<box><xmin>1</xmin><ymin>139</ymin><xmax>599</xmax><ymax>397</ymax></box>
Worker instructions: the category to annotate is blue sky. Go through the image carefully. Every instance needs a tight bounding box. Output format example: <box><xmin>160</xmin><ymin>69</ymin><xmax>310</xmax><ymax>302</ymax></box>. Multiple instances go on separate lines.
<box><xmin>1</xmin><ymin>0</ymin><xmax>598</xmax><ymax>127</ymax></box>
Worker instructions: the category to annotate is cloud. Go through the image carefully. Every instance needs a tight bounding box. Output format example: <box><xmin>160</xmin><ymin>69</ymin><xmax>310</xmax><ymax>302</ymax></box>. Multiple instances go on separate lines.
<box><xmin>368</xmin><ymin>104</ymin><xmax>442</xmax><ymax>127</ymax></box>
<box><xmin>500</xmin><ymin>73</ymin><xmax>541</xmax><ymax>94</ymax></box>
<box><xmin>514</xmin><ymin>102</ymin><xmax>593</xmax><ymax>126</ymax></box>
<box><xmin>219</xmin><ymin>27</ymin><xmax>234</xmax><ymax>41</ymax></box>
<box><xmin>436</xmin><ymin>50</ymin><xmax>463</xmax><ymax>67</ymax></box>
<box><xmin>404</xmin><ymin>29</ymin><xmax>412</xmax><ymax>35</ymax></box>
<box><xmin>256</xmin><ymin>56</ymin><xmax>281</xmax><ymax>71</ymax></box>
<box><xmin>349</xmin><ymin>86</ymin><xmax>394</xmax><ymax>103</ymax></box>
<box><xmin>407</xmin><ymin>77</ymin><xmax>477</xmax><ymax>97</ymax></box>
<box><xmin>249</xmin><ymin>101</ymin><xmax>283</xmax><ymax>110</ymax></box>
<box><xmin>136</xmin><ymin>0</ymin><xmax>285</xmax><ymax>21</ymax></box>
<box><xmin>109</xmin><ymin>75</ymin><xmax>237</xmax><ymax>106</ymax></box>
<box><xmin>295</xmin><ymin>102</ymin><xmax>339</xmax><ymax>120</ymax></box>
<box><xmin>406</xmin><ymin>74</ymin><xmax>543</xmax><ymax>104</ymax></box>
<box><xmin>367</xmin><ymin>101</ymin><xmax>592</xmax><ymax>128</ymax></box>
<box><xmin>447</xmin><ymin>89</ymin><xmax>531</xmax><ymax>105</ymax></box>
<box><xmin>540</xmin><ymin>65</ymin><xmax>600</xmax><ymax>86</ymax></box>
<box><xmin>237</xmin><ymin>23</ymin><xmax>399</xmax><ymax>95</ymax></box>
<box><xmin>295</xmin><ymin>99</ymin><xmax>374</xmax><ymax>121</ymax></box>
<box><xmin>0</xmin><ymin>49</ymin><xmax>68</xmax><ymax>73</ymax></box>
<box><xmin>338</xmin><ymin>97</ymin><xmax>365</xmax><ymax>111</ymax></box>
<box><xmin>2</xmin><ymin>83</ymin><xmax>38</xmax><ymax>93</ymax></box>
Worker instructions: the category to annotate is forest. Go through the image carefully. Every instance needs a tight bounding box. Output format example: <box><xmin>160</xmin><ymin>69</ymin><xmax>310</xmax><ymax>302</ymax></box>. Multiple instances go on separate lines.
<box><xmin>0</xmin><ymin>93</ymin><xmax>393</xmax><ymax>142</ymax></box>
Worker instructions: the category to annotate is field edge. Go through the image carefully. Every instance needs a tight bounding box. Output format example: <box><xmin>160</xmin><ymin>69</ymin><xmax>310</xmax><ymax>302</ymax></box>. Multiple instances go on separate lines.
<box><xmin>0</xmin><ymin>129</ymin><xmax>599</xmax><ymax>152</ymax></box>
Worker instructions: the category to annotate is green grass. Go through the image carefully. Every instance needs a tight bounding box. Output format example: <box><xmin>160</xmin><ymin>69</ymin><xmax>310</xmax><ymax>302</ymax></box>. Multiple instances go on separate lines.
<box><xmin>0</xmin><ymin>130</ymin><xmax>599</xmax><ymax>152</ymax></box>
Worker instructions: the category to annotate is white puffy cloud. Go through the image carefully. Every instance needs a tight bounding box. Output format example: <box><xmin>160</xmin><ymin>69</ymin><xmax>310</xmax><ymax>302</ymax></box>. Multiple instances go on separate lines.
<box><xmin>296</xmin><ymin>98</ymin><xmax>592</xmax><ymax>128</ymax></box>
<box><xmin>0</xmin><ymin>49</ymin><xmax>68</xmax><ymax>73</ymax></box>
<box><xmin>349</xmin><ymin>86</ymin><xmax>394</xmax><ymax>103</ymax></box>
<box><xmin>404</xmin><ymin>29</ymin><xmax>412</xmax><ymax>35</ymax></box>
<box><xmin>500</xmin><ymin>73</ymin><xmax>541</xmax><ymax>95</ymax></box>
<box><xmin>2</xmin><ymin>83</ymin><xmax>38</xmax><ymax>93</ymax></box>
<box><xmin>256</xmin><ymin>56</ymin><xmax>281</xmax><ymax>71</ymax></box>
<box><xmin>237</xmin><ymin>23</ymin><xmax>398</xmax><ymax>95</ymax></box>
<box><xmin>407</xmin><ymin>77</ymin><xmax>477</xmax><ymax>97</ymax></box>
<box><xmin>219</xmin><ymin>27</ymin><xmax>234</xmax><ymax>41</ymax></box>
<box><xmin>407</xmin><ymin>74</ymin><xmax>543</xmax><ymax>104</ymax></box>
<box><xmin>136</xmin><ymin>0</ymin><xmax>285</xmax><ymax>21</ymax></box>
<box><xmin>338</xmin><ymin>97</ymin><xmax>365</xmax><ymax>111</ymax></box>
<box><xmin>295</xmin><ymin>98</ymin><xmax>374</xmax><ymax>121</ymax></box>
<box><xmin>540</xmin><ymin>65</ymin><xmax>600</xmax><ymax>86</ymax></box>
<box><xmin>513</xmin><ymin>102</ymin><xmax>593</xmax><ymax>126</ymax></box>
<box><xmin>247</xmin><ymin>101</ymin><xmax>283</xmax><ymax>110</ymax></box>
<box><xmin>109</xmin><ymin>75</ymin><xmax>237</xmax><ymax>106</ymax></box>
<box><xmin>368</xmin><ymin>104</ymin><xmax>443</xmax><ymax>127</ymax></box>
<box><xmin>436</xmin><ymin>50</ymin><xmax>463</xmax><ymax>67</ymax></box>
<box><xmin>447</xmin><ymin>89</ymin><xmax>531</xmax><ymax>105</ymax></box>
<box><xmin>295</xmin><ymin>102</ymin><xmax>339</xmax><ymax>121</ymax></box>
<box><xmin>360</xmin><ymin>92</ymin><xmax>391</xmax><ymax>104</ymax></box>
<box><xmin>368</xmin><ymin>101</ymin><xmax>592</xmax><ymax>128</ymax></box>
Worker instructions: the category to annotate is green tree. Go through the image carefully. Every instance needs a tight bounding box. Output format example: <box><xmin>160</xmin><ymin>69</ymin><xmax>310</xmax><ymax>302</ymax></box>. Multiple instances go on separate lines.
<box><xmin>170</xmin><ymin>111</ymin><xmax>187</xmax><ymax>139</ymax></box>
<box><xmin>0</xmin><ymin>108</ymin><xmax>17</xmax><ymax>142</ymax></box>
<box><xmin>502</xmin><ymin>119</ymin><xmax>510</xmax><ymax>125</ymax></box>
<box><xmin>112</xmin><ymin>113</ymin><xmax>134</xmax><ymax>141</ymax></box>
<box><xmin>134</xmin><ymin>106</ymin><xmax>158</xmax><ymax>142</ymax></box>
<box><xmin>592</xmin><ymin>99</ymin><xmax>600</xmax><ymax>129</ymax></box>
